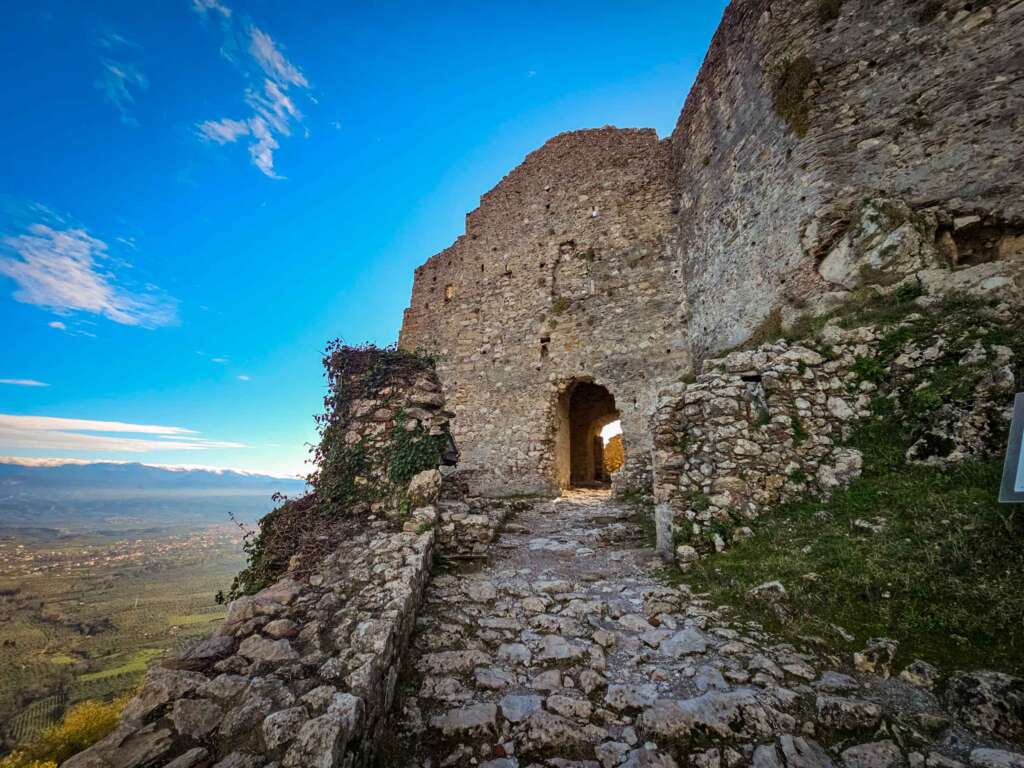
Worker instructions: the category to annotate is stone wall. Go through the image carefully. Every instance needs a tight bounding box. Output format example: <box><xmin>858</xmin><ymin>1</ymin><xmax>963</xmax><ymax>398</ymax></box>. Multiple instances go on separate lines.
<box><xmin>65</xmin><ymin>527</ymin><xmax>434</xmax><ymax>768</ymax></box>
<box><xmin>399</xmin><ymin>127</ymin><xmax>684</xmax><ymax>496</ymax></box>
<box><xmin>652</xmin><ymin>339</ymin><xmax>870</xmax><ymax>564</ymax></box>
<box><xmin>314</xmin><ymin>346</ymin><xmax>455</xmax><ymax>519</ymax></box>
<box><xmin>671</xmin><ymin>0</ymin><xmax>1023</xmax><ymax>358</ymax></box>
<box><xmin>398</xmin><ymin>0</ymin><xmax>1024</xmax><ymax>497</ymax></box>
<box><xmin>652</xmin><ymin>302</ymin><xmax>1018</xmax><ymax>568</ymax></box>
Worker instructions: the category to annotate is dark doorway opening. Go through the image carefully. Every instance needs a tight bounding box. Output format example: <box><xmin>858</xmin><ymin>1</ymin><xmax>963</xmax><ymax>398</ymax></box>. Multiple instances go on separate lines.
<box><xmin>556</xmin><ymin>381</ymin><xmax>622</xmax><ymax>488</ymax></box>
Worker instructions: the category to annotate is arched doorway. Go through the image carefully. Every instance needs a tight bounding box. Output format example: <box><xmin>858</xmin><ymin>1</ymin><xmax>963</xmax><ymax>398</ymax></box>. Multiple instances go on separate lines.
<box><xmin>555</xmin><ymin>381</ymin><xmax>623</xmax><ymax>489</ymax></box>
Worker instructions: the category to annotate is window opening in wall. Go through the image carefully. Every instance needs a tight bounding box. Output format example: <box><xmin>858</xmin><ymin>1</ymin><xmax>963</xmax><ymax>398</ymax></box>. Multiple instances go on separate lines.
<box><xmin>444</xmin><ymin>284</ymin><xmax>454</xmax><ymax>302</ymax></box>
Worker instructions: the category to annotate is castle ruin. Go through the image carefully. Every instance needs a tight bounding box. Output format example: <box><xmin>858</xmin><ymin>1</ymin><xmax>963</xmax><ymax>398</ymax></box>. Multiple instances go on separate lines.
<box><xmin>63</xmin><ymin>1</ymin><xmax>1024</xmax><ymax>766</ymax></box>
<box><xmin>399</xmin><ymin>0</ymin><xmax>1023</xmax><ymax>497</ymax></box>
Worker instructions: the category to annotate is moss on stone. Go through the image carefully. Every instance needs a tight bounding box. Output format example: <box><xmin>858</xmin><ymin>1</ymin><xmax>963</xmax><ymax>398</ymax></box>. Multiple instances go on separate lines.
<box><xmin>772</xmin><ymin>56</ymin><xmax>815</xmax><ymax>136</ymax></box>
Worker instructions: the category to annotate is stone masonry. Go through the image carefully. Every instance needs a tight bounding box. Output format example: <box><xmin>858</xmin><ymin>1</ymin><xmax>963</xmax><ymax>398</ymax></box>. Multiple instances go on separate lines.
<box><xmin>652</xmin><ymin>340</ymin><xmax>870</xmax><ymax>564</ymax></box>
<box><xmin>652</xmin><ymin>298</ymin><xmax>1018</xmax><ymax>567</ymax></box>
<box><xmin>65</xmin><ymin>527</ymin><xmax>434</xmax><ymax>768</ymax></box>
<box><xmin>399</xmin><ymin>0</ymin><xmax>1024</xmax><ymax>497</ymax></box>
<box><xmin>55</xmin><ymin>2</ymin><xmax>1024</xmax><ymax>766</ymax></box>
<box><xmin>400</xmin><ymin>127</ymin><xmax>683</xmax><ymax>497</ymax></box>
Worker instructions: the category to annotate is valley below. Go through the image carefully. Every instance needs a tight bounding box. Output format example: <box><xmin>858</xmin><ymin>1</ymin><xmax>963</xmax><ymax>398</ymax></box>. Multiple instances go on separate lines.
<box><xmin>0</xmin><ymin>523</ymin><xmax>246</xmax><ymax>750</ymax></box>
<box><xmin>0</xmin><ymin>461</ymin><xmax>306</xmax><ymax>753</ymax></box>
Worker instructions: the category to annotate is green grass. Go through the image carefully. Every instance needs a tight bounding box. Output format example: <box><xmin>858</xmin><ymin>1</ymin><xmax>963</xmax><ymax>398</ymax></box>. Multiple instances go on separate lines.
<box><xmin>166</xmin><ymin>610</ymin><xmax>226</xmax><ymax>627</ymax></box>
<box><xmin>77</xmin><ymin>648</ymin><xmax>163</xmax><ymax>682</ymax></box>
<box><xmin>677</xmin><ymin>293</ymin><xmax>1024</xmax><ymax>674</ymax></box>
<box><xmin>683</xmin><ymin>419</ymin><xmax>1024</xmax><ymax>672</ymax></box>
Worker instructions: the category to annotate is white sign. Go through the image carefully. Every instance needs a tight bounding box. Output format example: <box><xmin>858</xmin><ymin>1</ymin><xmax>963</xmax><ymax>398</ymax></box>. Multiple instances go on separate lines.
<box><xmin>1000</xmin><ymin>393</ymin><xmax>1024</xmax><ymax>503</ymax></box>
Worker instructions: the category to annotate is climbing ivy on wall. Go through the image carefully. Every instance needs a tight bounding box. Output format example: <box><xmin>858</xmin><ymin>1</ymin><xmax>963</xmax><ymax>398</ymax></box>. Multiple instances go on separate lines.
<box><xmin>219</xmin><ymin>341</ymin><xmax>447</xmax><ymax>601</ymax></box>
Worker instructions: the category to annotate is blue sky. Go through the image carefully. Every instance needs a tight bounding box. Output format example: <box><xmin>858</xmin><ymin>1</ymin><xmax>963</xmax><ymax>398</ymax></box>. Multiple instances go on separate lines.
<box><xmin>0</xmin><ymin>0</ymin><xmax>727</xmax><ymax>477</ymax></box>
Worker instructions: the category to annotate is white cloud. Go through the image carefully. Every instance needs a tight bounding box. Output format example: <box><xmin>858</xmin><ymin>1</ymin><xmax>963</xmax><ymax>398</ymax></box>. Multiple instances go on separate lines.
<box><xmin>197</xmin><ymin>117</ymin><xmax>250</xmax><ymax>144</ymax></box>
<box><xmin>237</xmin><ymin>374</ymin><xmax>250</xmax><ymax>381</ymax></box>
<box><xmin>191</xmin><ymin>0</ymin><xmax>231</xmax><ymax>18</ymax></box>
<box><xmin>247</xmin><ymin>79</ymin><xmax>301</xmax><ymax>135</ymax></box>
<box><xmin>96</xmin><ymin>32</ymin><xmax>139</xmax><ymax>50</ymax></box>
<box><xmin>248</xmin><ymin>27</ymin><xmax>308</xmax><ymax>88</ymax></box>
<box><xmin>0</xmin><ymin>379</ymin><xmax>49</xmax><ymax>387</ymax></box>
<box><xmin>48</xmin><ymin>320</ymin><xmax>66</xmax><ymax>330</ymax></box>
<box><xmin>0</xmin><ymin>414</ymin><xmax>244</xmax><ymax>453</ymax></box>
<box><xmin>95</xmin><ymin>59</ymin><xmax>148</xmax><ymax>126</ymax></box>
<box><xmin>194</xmin><ymin>17</ymin><xmax>312</xmax><ymax>178</ymax></box>
<box><xmin>247</xmin><ymin>117</ymin><xmax>282</xmax><ymax>178</ymax></box>
<box><xmin>210</xmin><ymin>357</ymin><xmax>228</xmax><ymax>364</ymax></box>
<box><xmin>0</xmin><ymin>223</ymin><xmax>178</xmax><ymax>328</ymax></box>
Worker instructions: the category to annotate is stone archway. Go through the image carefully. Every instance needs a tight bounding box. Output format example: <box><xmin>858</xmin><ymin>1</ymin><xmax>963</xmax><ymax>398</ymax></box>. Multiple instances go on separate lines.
<box><xmin>554</xmin><ymin>380</ymin><xmax>622</xmax><ymax>489</ymax></box>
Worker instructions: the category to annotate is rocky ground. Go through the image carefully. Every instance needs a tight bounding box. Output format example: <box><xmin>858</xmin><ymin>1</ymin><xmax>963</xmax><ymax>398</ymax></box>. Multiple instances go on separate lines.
<box><xmin>390</xmin><ymin>490</ymin><xmax>1023</xmax><ymax>768</ymax></box>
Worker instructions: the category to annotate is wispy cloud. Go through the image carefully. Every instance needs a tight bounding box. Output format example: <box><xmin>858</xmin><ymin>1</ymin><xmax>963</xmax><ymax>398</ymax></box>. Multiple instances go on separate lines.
<box><xmin>210</xmin><ymin>357</ymin><xmax>228</xmax><ymax>364</ymax></box>
<box><xmin>93</xmin><ymin>33</ymin><xmax>148</xmax><ymax>126</ymax></box>
<box><xmin>197</xmin><ymin>117</ymin><xmax>249</xmax><ymax>144</ymax></box>
<box><xmin>96</xmin><ymin>32</ymin><xmax>140</xmax><ymax>50</ymax></box>
<box><xmin>0</xmin><ymin>220</ymin><xmax>178</xmax><ymax>328</ymax></box>
<box><xmin>191</xmin><ymin>0</ymin><xmax>231</xmax><ymax>18</ymax></box>
<box><xmin>193</xmin><ymin>5</ymin><xmax>313</xmax><ymax>179</ymax></box>
<box><xmin>248</xmin><ymin>27</ymin><xmax>308</xmax><ymax>88</ymax></box>
<box><xmin>0</xmin><ymin>414</ymin><xmax>244</xmax><ymax>453</ymax></box>
<box><xmin>0</xmin><ymin>379</ymin><xmax>49</xmax><ymax>387</ymax></box>
<box><xmin>95</xmin><ymin>60</ymin><xmax>149</xmax><ymax>126</ymax></box>
<box><xmin>48</xmin><ymin>320</ymin><xmax>66</xmax><ymax>330</ymax></box>
<box><xmin>237</xmin><ymin>374</ymin><xmax>250</xmax><ymax>381</ymax></box>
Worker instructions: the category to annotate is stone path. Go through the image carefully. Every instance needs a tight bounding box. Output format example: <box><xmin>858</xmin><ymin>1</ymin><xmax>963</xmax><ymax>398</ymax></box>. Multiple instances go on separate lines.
<box><xmin>390</xmin><ymin>490</ymin><xmax>1004</xmax><ymax>768</ymax></box>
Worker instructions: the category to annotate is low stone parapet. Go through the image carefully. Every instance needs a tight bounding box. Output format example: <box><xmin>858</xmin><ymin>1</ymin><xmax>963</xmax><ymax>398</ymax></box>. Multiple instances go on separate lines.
<box><xmin>65</xmin><ymin>526</ymin><xmax>434</xmax><ymax>768</ymax></box>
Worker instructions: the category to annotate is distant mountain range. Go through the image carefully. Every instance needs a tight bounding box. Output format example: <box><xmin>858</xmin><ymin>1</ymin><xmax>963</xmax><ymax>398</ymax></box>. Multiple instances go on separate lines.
<box><xmin>0</xmin><ymin>459</ymin><xmax>308</xmax><ymax>531</ymax></box>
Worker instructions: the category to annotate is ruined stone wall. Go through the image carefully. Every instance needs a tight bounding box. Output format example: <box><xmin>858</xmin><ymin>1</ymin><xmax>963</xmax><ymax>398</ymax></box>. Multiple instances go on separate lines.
<box><xmin>652</xmin><ymin>339</ymin><xmax>869</xmax><ymax>564</ymax></box>
<box><xmin>671</xmin><ymin>0</ymin><xmax>1024</xmax><ymax>358</ymax></box>
<box><xmin>653</xmin><ymin>301</ymin><xmax>1018</xmax><ymax>569</ymax></box>
<box><xmin>400</xmin><ymin>128</ymin><xmax>685</xmax><ymax>496</ymax></box>
<box><xmin>65</xmin><ymin>529</ymin><xmax>434</xmax><ymax>768</ymax></box>
<box><xmin>399</xmin><ymin>0</ymin><xmax>1023</xmax><ymax>498</ymax></box>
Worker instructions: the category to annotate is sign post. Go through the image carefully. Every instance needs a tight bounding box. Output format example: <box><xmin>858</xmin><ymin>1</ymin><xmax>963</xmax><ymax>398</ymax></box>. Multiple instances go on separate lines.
<box><xmin>1000</xmin><ymin>393</ymin><xmax>1024</xmax><ymax>503</ymax></box>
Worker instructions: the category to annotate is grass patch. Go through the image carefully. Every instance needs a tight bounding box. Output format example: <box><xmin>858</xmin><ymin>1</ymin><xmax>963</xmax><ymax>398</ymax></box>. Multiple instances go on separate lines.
<box><xmin>679</xmin><ymin>292</ymin><xmax>1024</xmax><ymax>674</ymax></box>
<box><xmin>685</xmin><ymin>421</ymin><xmax>1024</xmax><ymax>673</ymax></box>
<box><xmin>166</xmin><ymin>611</ymin><xmax>225</xmax><ymax>627</ymax></box>
<box><xmin>77</xmin><ymin>648</ymin><xmax>162</xmax><ymax>682</ymax></box>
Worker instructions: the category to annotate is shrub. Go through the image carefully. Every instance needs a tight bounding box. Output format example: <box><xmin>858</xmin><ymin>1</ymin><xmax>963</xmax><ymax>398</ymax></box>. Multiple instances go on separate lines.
<box><xmin>221</xmin><ymin>342</ymin><xmax>449</xmax><ymax>600</ymax></box>
<box><xmin>0</xmin><ymin>695</ymin><xmax>129</xmax><ymax>768</ymax></box>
